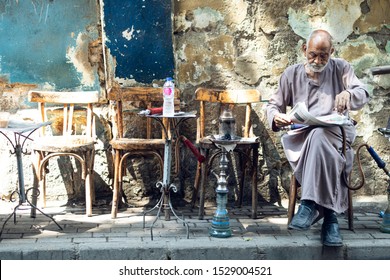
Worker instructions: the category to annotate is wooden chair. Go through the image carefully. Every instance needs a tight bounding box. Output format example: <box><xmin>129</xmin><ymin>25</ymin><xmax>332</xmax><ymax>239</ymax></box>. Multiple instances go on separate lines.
<box><xmin>28</xmin><ymin>90</ymin><xmax>99</xmax><ymax>217</ymax></box>
<box><xmin>108</xmin><ymin>86</ymin><xmax>180</xmax><ymax>219</ymax></box>
<box><xmin>287</xmin><ymin>126</ymin><xmax>358</xmax><ymax>230</ymax></box>
<box><xmin>191</xmin><ymin>87</ymin><xmax>262</xmax><ymax>219</ymax></box>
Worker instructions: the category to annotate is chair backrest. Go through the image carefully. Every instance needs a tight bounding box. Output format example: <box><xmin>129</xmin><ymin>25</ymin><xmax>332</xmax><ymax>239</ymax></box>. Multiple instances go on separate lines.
<box><xmin>195</xmin><ymin>87</ymin><xmax>262</xmax><ymax>140</ymax></box>
<box><xmin>28</xmin><ymin>91</ymin><xmax>100</xmax><ymax>137</ymax></box>
<box><xmin>108</xmin><ymin>87</ymin><xmax>180</xmax><ymax>139</ymax></box>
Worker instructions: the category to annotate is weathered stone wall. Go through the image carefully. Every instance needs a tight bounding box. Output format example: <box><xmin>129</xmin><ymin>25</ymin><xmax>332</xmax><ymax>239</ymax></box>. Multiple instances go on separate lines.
<box><xmin>173</xmin><ymin>0</ymin><xmax>390</xmax><ymax>205</ymax></box>
<box><xmin>0</xmin><ymin>0</ymin><xmax>389</xmax><ymax>208</ymax></box>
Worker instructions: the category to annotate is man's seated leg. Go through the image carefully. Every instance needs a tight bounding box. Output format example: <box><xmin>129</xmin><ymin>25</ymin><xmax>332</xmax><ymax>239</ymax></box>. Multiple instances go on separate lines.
<box><xmin>321</xmin><ymin>208</ymin><xmax>343</xmax><ymax>246</ymax></box>
<box><xmin>288</xmin><ymin>199</ymin><xmax>319</xmax><ymax>230</ymax></box>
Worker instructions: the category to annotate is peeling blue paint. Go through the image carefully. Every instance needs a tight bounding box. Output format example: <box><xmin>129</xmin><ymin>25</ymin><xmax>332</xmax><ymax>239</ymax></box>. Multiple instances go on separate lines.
<box><xmin>103</xmin><ymin>0</ymin><xmax>174</xmax><ymax>83</ymax></box>
<box><xmin>0</xmin><ymin>0</ymin><xmax>99</xmax><ymax>90</ymax></box>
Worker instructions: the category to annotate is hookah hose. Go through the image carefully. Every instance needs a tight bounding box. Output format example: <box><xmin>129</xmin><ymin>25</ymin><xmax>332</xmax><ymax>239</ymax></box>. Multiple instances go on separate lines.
<box><xmin>177</xmin><ymin>135</ymin><xmax>205</xmax><ymax>163</ymax></box>
<box><xmin>173</xmin><ymin>135</ymin><xmax>205</xmax><ymax>176</ymax></box>
<box><xmin>341</xmin><ymin>127</ymin><xmax>390</xmax><ymax>190</ymax></box>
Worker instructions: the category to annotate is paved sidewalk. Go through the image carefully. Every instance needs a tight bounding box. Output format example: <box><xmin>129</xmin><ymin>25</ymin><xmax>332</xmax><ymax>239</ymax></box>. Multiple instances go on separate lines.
<box><xmin>0</xmin><ymin>196</ymin><xmax>389</xmax><ymax>260</ymax></box>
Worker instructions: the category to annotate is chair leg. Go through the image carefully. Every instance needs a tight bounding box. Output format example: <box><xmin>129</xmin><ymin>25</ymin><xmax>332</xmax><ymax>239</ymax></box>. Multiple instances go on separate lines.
<box><xmin>85</xmin><ymin>150</ymin><xmax>94</xmax><ymax>217</ymax></box>
<box><xmin>198</xmin><ymin>161</ymin><xmax>207</xmax><ymax>219</ymax></box>
<box><xmin>287</xmin><ymin>175</ymin><xmax>298</xmax><ymax>225</ymax></box>
<box><xmin>111</xmin><ymin>150</ymin><xmax>121</xmax><ymax>219</ymax></box>
<box><xmin>42</xmin><ymin>170</ymin><xmax>47</xmax><ymax>208</ymax></box>
<box><xmin>34</xmin><ymin>151</ymin><xmax>46</xmax><ymax>208</ymax></box>
<box><xmin>251</xmin><ymin>147</ymin><xmax>258</xmax><ymax>219</ymax></box>
<box><xmin>237</xmin><ymin>151</ymin><xmax>247</xmax><ymax>208</ymax></box>
<box><xmin>35</xmin><ymin>152</ymin><xmax>48</xmax><ymax>208</ymax></box>
<box><xmin>287</xmin><ymin>175</ymin><xmax>354</xmax><ymax>229</ymax></box>
<box><xmin>30</xmin><ymin>152</ymin><xmax>41</xmax><ymax>218</ymax></box>
<box><xmin>85</xmin><ymin>171</ymin><xmax>93</xmax><ymax>217</ymax></box>
<box><xmin>191</xmin><ymin>161</ymin><xmax>202</xmax><ymax>208</ymax></box>
<box><xmin>348</xmin><ymin>189</ymin><xmax>354</xmax><ymax>230</ymax></box>
<box><xmin>198</xmin><ymin>148</ymin><xmax>209</xmax><ymax>220</ymax></box>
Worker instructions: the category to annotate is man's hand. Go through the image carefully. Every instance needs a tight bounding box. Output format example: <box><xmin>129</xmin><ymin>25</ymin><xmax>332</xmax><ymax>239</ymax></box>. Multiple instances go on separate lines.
<box><xmin>334</xmin><ymin>90</ymin><xmax>351</xmax><ymax>113</ymax></box>
<box><xmin>273</xmin><ymin>113</ymin><xmax>292</xmax><ymax>128</ymax></box>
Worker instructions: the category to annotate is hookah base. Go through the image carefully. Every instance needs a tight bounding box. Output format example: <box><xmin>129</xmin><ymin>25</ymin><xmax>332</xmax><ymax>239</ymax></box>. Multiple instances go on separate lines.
<box><xmin>380</xmin><ymin>213</ymin><xmax>390</xmax><ymax>233</ymax></box>
<box><xmin>380</xmin><ymin>226</ymin><xmax>390</xmax><ymax>233</ymax></box>
<box><xmin>209</xmin><ymin>216</ymin><xmax>232</xmax><ymax>238</ymax></box>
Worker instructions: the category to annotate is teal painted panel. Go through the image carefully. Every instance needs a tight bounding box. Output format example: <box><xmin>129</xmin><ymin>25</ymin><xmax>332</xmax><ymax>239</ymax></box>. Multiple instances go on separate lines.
<box><xmin>0</xmin><ymin>0</ymin><xmax>100</xmax><ymax>90</ymax></box>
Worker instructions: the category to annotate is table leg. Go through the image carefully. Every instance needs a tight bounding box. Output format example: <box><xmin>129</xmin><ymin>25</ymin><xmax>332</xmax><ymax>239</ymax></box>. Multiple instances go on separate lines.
<box><xmin>111</xmin><ymin>150</ymin><xmax>121</xmax><ymax>219</ymax></box>
<box><xmin>0</xmin><ymin>122</ymin><xmax>62</xmax><ymax>236</ymax></box>
<box><xmin>15</xmin><ymin>144</ymin><xmax>26</xmax><ymax>203</ymax></box>
<box><xmin>162</xmin><ymin>139</ymin><xmax>172</xmax><ymax>221</ymax></box>
<box><xmin>31</xmin><ymin>155</ymin><xmax>40</xmax><ymax>218</ymax></box>
<box><xmin>0</xmin><ymin>145</ymin><xmax>63</xmax><ymax>236</ymax></box>
<box><xmin>142</xmin><ymin>181</ymin><xmax>189</xmax><ymax>240</ymax></box>
<box><xmin>141</xmin><ymin>115</ymin><xmax>192</xmax><ymax>240</ymax></box>
<box><xmin>251</xmin><ymin>146</ymin><xmax>258</xmax><ymax>219</ymax></box>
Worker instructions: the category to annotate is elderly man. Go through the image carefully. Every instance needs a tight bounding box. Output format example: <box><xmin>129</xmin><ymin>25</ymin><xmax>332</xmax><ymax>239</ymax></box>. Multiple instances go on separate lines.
<box><xmin>266</xmin><ymin>29</ymin><xmax>369</xmax><ymax>246</ymax></box>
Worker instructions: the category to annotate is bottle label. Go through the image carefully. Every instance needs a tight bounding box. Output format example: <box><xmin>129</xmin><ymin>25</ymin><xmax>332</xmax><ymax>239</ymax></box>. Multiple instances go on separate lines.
<box><xmin>163</xmin><ymin>87</ymin><xmax>172</xmax><ymax>96</ymax></box>
<box><xmin>163</xmin><ymin>98</ymin><xmax>174</xmax><ymax>116</ymax></box>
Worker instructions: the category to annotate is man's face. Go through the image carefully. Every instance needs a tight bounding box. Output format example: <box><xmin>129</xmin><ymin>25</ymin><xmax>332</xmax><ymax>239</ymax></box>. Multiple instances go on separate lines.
<box><xmin>303</xmin><ymin>38</ymin><xmax>333</xmax><ymax>73</ymax></box>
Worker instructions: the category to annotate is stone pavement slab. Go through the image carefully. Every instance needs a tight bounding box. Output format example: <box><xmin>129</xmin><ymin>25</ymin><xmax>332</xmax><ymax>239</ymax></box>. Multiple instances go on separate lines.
<box><xmin>0</xmin><ymin>196</ymin><xmax>389</xmax><ymax>260</ymax></box>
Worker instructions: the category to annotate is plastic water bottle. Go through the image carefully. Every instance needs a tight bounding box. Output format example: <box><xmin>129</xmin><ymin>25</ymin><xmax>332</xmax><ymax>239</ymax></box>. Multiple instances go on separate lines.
<box><xmin>162</xmin><ymin>77</ymin><xmax>175</xmax><ymax>116</ymax></box>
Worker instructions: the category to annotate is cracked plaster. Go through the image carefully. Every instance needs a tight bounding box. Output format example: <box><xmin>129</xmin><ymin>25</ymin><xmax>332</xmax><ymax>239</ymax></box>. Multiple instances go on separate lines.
<box><xmin>288</xmin><ymin>0</ymin><xmax>364</xmax><ymax>42</ymax></box>
<box><xmin>66</xmin><ymin>32</ymin><xmax>97</xmax><ymax>87</ymax></box>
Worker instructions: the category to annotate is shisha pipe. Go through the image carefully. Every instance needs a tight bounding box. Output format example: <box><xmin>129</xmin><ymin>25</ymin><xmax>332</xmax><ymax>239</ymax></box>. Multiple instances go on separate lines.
<box><xmin>341</xmin><ymin>130</ymin><xmax>389</xmax><ymax>232</ymax></box>
<box><xmin>347</xmin><ymin>143</ymin><xmax>389</xmax><ymax>191</ymax></box>
<box><xmin>370</xmin><ymin>66</ymin><xmax>390</xmax><ymax>232</ymax></box>
<box><xmin>353</xmin><ymin>144</ymin><xmax>389</xmax><ymax>184</ymax></box>
<box><xmin>345</xmin><ymin>139</ymin><xmax>390</xmax><ymax>233</ymax></box>
<box><xmin>362</xmin><ymin>143</ymin><xmax>390</xmax><ymax>233</ymax></box>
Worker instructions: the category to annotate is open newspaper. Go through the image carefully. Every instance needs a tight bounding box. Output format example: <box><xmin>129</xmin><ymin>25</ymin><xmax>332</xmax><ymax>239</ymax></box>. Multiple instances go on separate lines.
<box><xmin>288</xmin><ymin>102</ymin><xmax>350</xmax><ymax>126</ymax></box>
